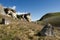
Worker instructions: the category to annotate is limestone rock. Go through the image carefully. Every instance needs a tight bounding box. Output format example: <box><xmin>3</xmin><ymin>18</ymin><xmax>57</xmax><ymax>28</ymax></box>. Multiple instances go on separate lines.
<box><xmin>36</xmin><ymin>23</ymin><xmax>54</xmax><ymax>36</ymax></box>
<box><xmin>0</xmin><ymin>5</ymin><xmax>6</xmax><ymax>15</ymax></box>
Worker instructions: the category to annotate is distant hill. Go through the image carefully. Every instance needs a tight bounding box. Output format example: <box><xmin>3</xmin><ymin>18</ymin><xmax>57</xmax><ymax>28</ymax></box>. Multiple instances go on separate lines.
<box><xmin>38</xmin><ymin>12</ymin><xmax>60</xmax><ymax>26</ymax></box>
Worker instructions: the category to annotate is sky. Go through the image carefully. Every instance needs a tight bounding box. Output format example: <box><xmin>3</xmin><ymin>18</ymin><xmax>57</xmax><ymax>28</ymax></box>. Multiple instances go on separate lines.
<box><xmin>0</xmin><ymin>0</ymin><xmax>60</xmax><ymax>21</ymax></box>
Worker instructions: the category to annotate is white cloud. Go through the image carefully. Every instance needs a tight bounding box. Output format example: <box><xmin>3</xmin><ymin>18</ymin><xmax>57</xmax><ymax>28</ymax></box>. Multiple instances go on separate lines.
<box><xmin>17</xmin><ymin>12</ymin><xmax>28</xmax><ymax>15</ymax></box>
<box><xmin>9</xmin><ymin>6</ymin><xmax>16</xmax><ymax>10</ymax></box>
<box><xmin>11</xmin><ymin>6</ymin><xmax>16</xmax><ymax>10</ymax></box>
<box><xmin>3</xmin><ymin>6</ymin><xmax>16</xmax><ymax>10</ymax></box>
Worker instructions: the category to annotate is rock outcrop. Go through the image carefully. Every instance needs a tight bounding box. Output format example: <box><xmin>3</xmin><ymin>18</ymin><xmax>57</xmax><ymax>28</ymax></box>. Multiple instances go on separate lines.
<box><xmin>0</xmin><ymin>5</ymin><xmax>6</xmax><ymax>15</ymax></box>
<box><xmin>17</xmin><ymin>13</ymin><xmax>31</xmax><ymax>22</ymax></box>
<box><xmin>0</xmin><ymin>5</ymin><xmax>31</xmax><ymax>25</ymax></box>
<box><xmin>4</xmin><ymin>8</ymin><xmax>17</xmax><ymax>19</ymax></box>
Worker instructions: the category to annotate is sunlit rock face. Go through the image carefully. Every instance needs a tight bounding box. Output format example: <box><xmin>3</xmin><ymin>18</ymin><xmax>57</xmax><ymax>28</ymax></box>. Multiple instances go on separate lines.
<box><xmin>26</xmin><ymin>14</ymin><xmax>31</xmax><ymax>22</ymax></box>
<box><xmin>0</xmin><ymin>5</ymin><xmax>17</xmax><ymax>19</ymax></box>
<box><xmin>0</xmin><ymin>18</ymin><xmax>11</xmax><ymax>25</ymax></box>
<box><xmin>0</xmin><ymin>5</ymin><xmax>6</xmax><ymax>15</ymax></box>
<box><xmin>4</xmin><ymin>18</ymin><xmax>11</xmax><ymax>25</ymax></box>
<box><xmin>4</xmin><ymin>8</ymin><xmax>17</xmax><ymax>19</ymax></box>
<box><xmin>17</xmin><ymin>13</ymin><xmax>31</xmax><ymax>22</ymax></box>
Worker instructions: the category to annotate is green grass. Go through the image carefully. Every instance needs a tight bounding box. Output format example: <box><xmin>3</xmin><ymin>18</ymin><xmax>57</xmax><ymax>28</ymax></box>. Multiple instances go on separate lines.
<box><xmin>38</xmin><ymin>12</ymin><xmax>60</xmax><ymax>26</ymax></box>
<box><xmin>39</xmin><ymin>12</ymin><xmax>60</xmax><ymax>21</ymax></box>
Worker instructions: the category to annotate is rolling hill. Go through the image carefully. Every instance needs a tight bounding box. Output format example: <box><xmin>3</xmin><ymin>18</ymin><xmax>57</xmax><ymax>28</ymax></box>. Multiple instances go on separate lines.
<box><xmin>38</xmin><ymin>12</ymin><xmax>60</xmax><ymax>26</ymax></box>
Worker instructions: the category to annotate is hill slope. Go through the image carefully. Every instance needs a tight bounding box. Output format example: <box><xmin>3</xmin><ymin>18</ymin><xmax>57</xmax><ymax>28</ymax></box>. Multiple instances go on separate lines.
<box><xmin>0</xmin><ymin>14</ymin><xmax>44</xmax><ymax>40</ymax></box>
<box><xmin>39</xmin><ymin>12</ymin><xmax>60</xmax><ymax>21</ymax></box>
<box><xmin>38</xmin><ymin>12</ymin><xmax>60</xmax><ymax>26</ymax></box>
<box><xmin>0</xmin><ymin>13</ymin><xmax>60</xmax><ymax>40</ymax></box>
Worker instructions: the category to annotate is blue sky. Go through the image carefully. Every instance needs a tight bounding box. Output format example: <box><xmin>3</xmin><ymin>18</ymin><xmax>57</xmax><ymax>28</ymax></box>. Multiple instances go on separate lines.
<box><xmin>0</xmin><ymin>0</ymin><xmax>60</xmax><ymax>21</ymax></box>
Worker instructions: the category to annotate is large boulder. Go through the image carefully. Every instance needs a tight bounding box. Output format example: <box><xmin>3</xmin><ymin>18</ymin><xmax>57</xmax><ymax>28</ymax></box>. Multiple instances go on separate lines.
<box><xmin>36</xmin><ymin>23</ymin><xmax>54</xmax><ymax>36</ymax></box>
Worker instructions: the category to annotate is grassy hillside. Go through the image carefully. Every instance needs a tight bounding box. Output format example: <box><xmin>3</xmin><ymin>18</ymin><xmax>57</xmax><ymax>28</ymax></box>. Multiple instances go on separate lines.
<box><xmin>0</xmin><ymin>13</ymin><xmax>60</xmax><ymax>40</ymax></box>
<box><xmin>38</xmin><ymin>12</ymin><xmax>60</xmax><ymax>26</ymax></box>
<box><xmin>0</xmin><ymin>22</ymin><xmax>42</xmax><ymax>40</ymax></box>
<box><xmin>0</xmin><ymin>23</ymin><xmax>59</xmax><ymax>40</ymax></box>
<box><xmin>0</xmin><ymin>14</ymin><xmax>44</xmax><ymax>40</ymax></box>
<box><xmin>39</xmin><ymin>12</ymin><xmax>60</xmax><ymax>21</ymax></box>
<box><xmin>0</xmin><ymin>21</ymin><xmax>59</xmax><ymax>40</ymax></box>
